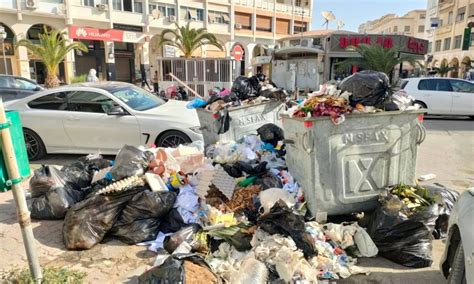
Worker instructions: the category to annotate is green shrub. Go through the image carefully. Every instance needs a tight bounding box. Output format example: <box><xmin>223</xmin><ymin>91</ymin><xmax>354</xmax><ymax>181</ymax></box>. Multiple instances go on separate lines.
<box><xmin>70</xmin><ymin>74</ymin><xmax>87</xmax><ymax>84</ymax></box>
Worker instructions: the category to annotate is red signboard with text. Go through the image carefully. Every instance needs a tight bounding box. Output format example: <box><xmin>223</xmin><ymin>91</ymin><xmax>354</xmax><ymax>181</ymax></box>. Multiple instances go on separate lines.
<box><xmin>330</xmin><ymin>34</ymin><xmax>428</xmax><ymax>55</ymax></box>
<box><xmin>69</xmin><ymin>26</ymin><xmax>124</xmax><ymax>42</ymax></box>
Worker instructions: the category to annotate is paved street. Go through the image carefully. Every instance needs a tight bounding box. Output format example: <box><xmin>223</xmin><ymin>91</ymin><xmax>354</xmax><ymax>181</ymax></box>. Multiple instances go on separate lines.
<box><xmin>0</xmin><ymin>116</ymin><xmax>473</xmax><ymax>283</ymax></box>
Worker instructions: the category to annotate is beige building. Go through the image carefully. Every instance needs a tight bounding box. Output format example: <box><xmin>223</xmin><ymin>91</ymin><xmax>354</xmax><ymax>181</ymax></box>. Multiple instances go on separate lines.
<box><xmin>359</xmin><ymin>10</ymin><xmax>427</xmax><ymax>40</ymax></box>
<box><xmin>428</xmin><ymin>0</ymin><xmax>474</xmax><ymax>78</ymax></box>
<box><xmin>0</xmin><ymin>0</ymin><xmax>312</xmax><ymax>84</ymax></box>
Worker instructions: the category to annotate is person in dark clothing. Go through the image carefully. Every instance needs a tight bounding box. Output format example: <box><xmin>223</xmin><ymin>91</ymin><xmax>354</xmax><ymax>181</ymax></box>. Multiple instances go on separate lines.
<box><xmin>152</xmin><ymin>70</ymin><xmax>159</xmax><ymax>93</ymax></box>
<box><xmin>140</xmin><ymin>65</ymin><xmax>152</xmax><ymax>90</ymax></box>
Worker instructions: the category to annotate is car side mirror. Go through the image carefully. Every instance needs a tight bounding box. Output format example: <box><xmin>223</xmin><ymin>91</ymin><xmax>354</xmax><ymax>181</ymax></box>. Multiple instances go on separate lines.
<box><xmin>107</xmin><ymin>106</ymin><xmax>128</xmax><ymax>116</ymax></box>
<box><xmin>34</xmin><ymin>86</ymin><xmax>42</xmax><ymax>91</ymax></box>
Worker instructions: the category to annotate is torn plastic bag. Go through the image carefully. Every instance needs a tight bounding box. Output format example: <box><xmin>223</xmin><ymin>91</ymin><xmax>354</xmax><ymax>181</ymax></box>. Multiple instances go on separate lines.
<box><xmin>339</xmin><ymin>70</ymin><xmax>391</xmax><ymax>109</ymax></box>
<box><xmin>63</xmin><ymin>187</ymin><xmax>141</xmax><ymax>250</ymax></box>
<box><xmin>29</xmin><ymin>166</ymin><xmax>86</xmax><ymax>220</ymax></box>
<box><xmin>163</xmin><ymin>224</ymin><xmax>207</xmax><ymax>254</ymax></box>
<box><xmin>366</xmin><ymin>194</ymin><xmax>439</xmax><ymax>268</ymax></box>
<box><xmin>109</xmin><ymin>145</ymin><xmax>153</xmax><ymax>180</ymax></box>
<box><xmin>138</xmin><ymin>254</ymin><xmax>219</xmax><ymax>284</ymax></box>
<box><xmin>257</xmin><ymin>123</ymin><xmax>284</xmax><ymax>147</ymax></box>
<box><xmin>254</xmin><ymin>173</ymin><xmax>283</xmax><ymax>190</ymax></box>
<box><xmin>426</xmin><ymin>184</ymin><xmax>460</xmax><ymax>239</ymax></box>
<box><xmin>109</xmin><ymin>189</ymin><xmax>177</xmax><ymax>244</ymax></box>
<box><xmin>29</xmin><ymin>165</ymin><xmax>70</xmax><ymax>198</ymax></box>
<box><xmin>258</xmin><ymin>200</ymin><xmax>317</xmax><ymax>258</ymax></box>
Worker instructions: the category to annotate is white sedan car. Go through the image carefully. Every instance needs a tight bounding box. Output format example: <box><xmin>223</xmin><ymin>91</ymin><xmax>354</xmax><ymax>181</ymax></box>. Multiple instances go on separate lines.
<box><xmin>441</xmin><ymin>189</ymin><xmax>474</xmax><ymax>284</ymax></box>
<box><xmin>5</xmin><ymin>82</ymin><xmax>203</xmax><ymax>160</ymax></box>
<box><xmin>401</xmin><ymin>78</ymin><xmax>474</xmax><ymax>117</ymax></box>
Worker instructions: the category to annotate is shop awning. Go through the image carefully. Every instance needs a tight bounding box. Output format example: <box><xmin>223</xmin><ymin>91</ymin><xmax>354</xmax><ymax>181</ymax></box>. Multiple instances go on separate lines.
<box><xmin>274</xmin><ymin>47</ymin><xmax>324</xmax><ymax>55</ymax></box>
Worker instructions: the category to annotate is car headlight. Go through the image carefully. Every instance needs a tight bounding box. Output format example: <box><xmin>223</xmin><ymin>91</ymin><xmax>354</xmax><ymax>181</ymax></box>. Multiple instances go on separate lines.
<box><xmin>190</xmin><ymin>126</ymin><xmax>202</xmax><ymax>134</ymax></box>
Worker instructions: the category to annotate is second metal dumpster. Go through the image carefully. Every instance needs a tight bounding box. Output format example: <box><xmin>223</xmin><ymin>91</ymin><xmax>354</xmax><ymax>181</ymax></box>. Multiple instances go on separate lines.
<box><xmin>196</xmin><ymin>100</ymin><xmax>284</xmax><ymax>147</ymax></box>
<box><xmin>282</xmin><ymin>110</ymin><xmax>426</xmax><ymax>216</ymax></box>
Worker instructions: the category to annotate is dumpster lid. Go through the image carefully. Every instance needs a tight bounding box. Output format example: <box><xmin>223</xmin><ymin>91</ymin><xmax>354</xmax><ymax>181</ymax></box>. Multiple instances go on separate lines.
<box><xmin>281</xmin><ymin>109</ymin><xmax>427</xmax><ymax>121</ymax></box>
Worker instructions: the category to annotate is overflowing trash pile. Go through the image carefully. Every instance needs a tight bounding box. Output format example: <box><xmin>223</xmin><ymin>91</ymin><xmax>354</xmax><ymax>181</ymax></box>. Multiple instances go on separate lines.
<box><xmin>26</xmin><ymin>119</ymin><xmax>460</xmax><ymax>282</ymax></box>
<box><xmin>286</xmin><ymin>70</ymin><xmax>420</xmax><ymax>125</ymax></box>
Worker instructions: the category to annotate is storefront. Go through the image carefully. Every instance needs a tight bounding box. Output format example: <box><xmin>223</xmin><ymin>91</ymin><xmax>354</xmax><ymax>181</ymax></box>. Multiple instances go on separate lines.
<box><xmin>68</xmin><ymin>25</ymin><xmax>147</xmax><ymax>82</ymax></box>
<box><xmin>326</xmin><ymin>34</ymin><xmax>428</xmax><ymax>81</ymax></box>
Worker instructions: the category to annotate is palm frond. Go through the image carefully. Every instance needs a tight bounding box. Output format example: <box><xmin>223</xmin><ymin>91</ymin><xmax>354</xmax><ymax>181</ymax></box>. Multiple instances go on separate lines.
<box><xmin>155</xmin><ymin>23</ymin><xmax>223</xmax><ymax>58</ymax></box>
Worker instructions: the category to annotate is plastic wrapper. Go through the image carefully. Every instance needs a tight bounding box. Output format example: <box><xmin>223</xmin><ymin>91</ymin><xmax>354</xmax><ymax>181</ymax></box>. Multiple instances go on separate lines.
<box><xmin>213</xmin><ymin>109</ymin><xmax>231</xmax><ymax>135</ymax></box>
<box><xmin>138</xmin><ymin>254</ymin><xmax>219</xmax><ymax>284</ymax></box>
<box><xmin>258</xmin><ymin>200</ymin><xmax>317</xmax><ymax>258</ymax></box>
<box><xmin>163</xmin><ymin>224</ymin><xmax>207</xmax><ymax>254</ymax></box>
<box><xmin>63</xmin><ymin>187</ymin><xmax>141</xmax><ymax>250</ymax></box>
<box><xmin>257</xmin><ymin>123</ymin><xmax>284</xmax><ymax>147</ymax></box>
<box><xmin>61</xmin><ymin>156</ymin><xmax>111</xmax><ymax>189</ymax></box>
<box><xmin>109</xmin><ymin>189</ymin><xmax>177</xmax><ymax>244</ymax></box>
<box><xmin>110</xmin><ymin>145</ymin><xmax>153</xmax><ymax>180</ymax></box>
<box><xmin>339</xmin><ymin>70</ymin><xmax>391</xmax><ymax>109</ymax></box>
<box><xmin>28</xmin><ymin>166</ymin><xmax>86</xmax><ymax>220</ymax></box>
<box><xmin>366</xmin><ymin>191</ymin><xmax>439</xmax><ymax>268</ymax></box>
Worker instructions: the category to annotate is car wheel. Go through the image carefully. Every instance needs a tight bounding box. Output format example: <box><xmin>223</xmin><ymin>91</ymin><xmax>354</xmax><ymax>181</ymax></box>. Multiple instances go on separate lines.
<box><xmin>23</xmin><ymin>128</ymin><xmax>46</xmax><ymax>161</ymax></box>
<box><xmin>415</xmin><ymin>101</ymin><xmax>427</xmax><ymax>109</ymax></box>
<box><xmin>448</xmin><ymin>241</ymin><xmax>467</xmax><ymax>284</ymax></box>
<box><xmin>156</xmin><ymin>130</ymin><xmax>191</xmax><ymax>148</ymax></box>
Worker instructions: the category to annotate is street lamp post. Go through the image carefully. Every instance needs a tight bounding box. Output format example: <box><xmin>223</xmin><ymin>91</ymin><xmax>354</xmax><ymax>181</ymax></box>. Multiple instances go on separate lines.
<box><xmin>0</xmin><ymin>26</ymin><xmax>8</xmax><ymax>75</ymax></box>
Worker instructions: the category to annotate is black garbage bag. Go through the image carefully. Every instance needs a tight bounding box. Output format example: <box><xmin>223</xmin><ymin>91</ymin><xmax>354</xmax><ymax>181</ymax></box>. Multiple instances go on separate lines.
<box><xmin>254</xmin><ymin>173</ymin><xmax>283</xmax><ymax>190</ymax></box>
<box><xmin>163</xmin><ymin>224</ymin><xmax>206</xmax><ymax>254</ymax></box>
<box><xmin>138</xmin><ymin>254</ymin><xmax>219</xmax><ymax>284</ymax></box>
<box><xmin>61</xmin><ymin>156</ymin><xmax>111</xmax><ymax>190</ymax></box>
<box><xmin>426</xmin><ymin>184</ymin><xmax>460</xmax><ymax>239</ymax></box>
<box><xmin>63</xmin><ymin>187</ymin><xmax>141</xmax><ymax>250</ymax></box>
<box><xmin>28</xmin><ymin>166</ymin><xmax>86</xmax><ymax>220</ymax></box>
<box><xmin>230</xmin><ymin>75</ymin><xmax>263</xmax><ymax>100</ymax></box>
<box><xmin>339</xmin><ymin>70</ymin><xmax>391</xmax><ymax>109</ymax></box>
<box><xmin>257</xmin><ymin>124</ymin><xmax>284</xmax><ymax>147</ymax></box>
<box><xmin>109</xmin><ymin>189</ymin><xmax>177</xmax><ymax>244</ymax></box>
<box><xmin>258</xmin><ymin>200</ymin><xmax>317</xmax><ymax>258</ymax></box>
<box><xmin>366</xmin><ymin>193</ymin><xmax>439</xmax><ymax>268</ymax></box>
<box><xmin>110</xmin><ymin>145</ymin><xmax>153</xmax><ymax>180</ymax></box>
<box><xmin>223</xmin><ymin>161</ymin><xmax>268</xmax><ymax>178</ymax></box>
<box><xmin>159</xmin><ymin>208</ymin><xmax>188</xmax><ymax>234</ymax></box>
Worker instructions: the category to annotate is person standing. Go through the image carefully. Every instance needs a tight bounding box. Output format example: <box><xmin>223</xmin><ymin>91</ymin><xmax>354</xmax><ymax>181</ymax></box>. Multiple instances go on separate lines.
<box><xmin>141</xmin><ymin>65</ymin><xmax>152</xmax><ymax>90</ymax></box>
<box><xmin>152</xmin><ymin>70</ymin><xmax>159</xmax><ymax>93</ymax></box>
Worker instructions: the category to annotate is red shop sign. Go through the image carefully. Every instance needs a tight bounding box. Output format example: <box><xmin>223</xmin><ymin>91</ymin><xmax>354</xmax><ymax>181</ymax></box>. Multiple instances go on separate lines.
<box><xmin>69</xmin><ymin>26</ymin><xmax>124</xmax><ymax>42</ymax></box>
<box><xmin>339</xmin><ymin>35</ymin><xmax>394</xmax><ymax>49</ymax></box>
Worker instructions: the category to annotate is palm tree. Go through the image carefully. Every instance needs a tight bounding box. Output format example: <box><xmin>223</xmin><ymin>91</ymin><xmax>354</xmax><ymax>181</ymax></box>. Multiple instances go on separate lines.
<box><xmin>17</xmin><ymin>27</ymin><xmax>88</xmax><ymax>88</ymax></box>
<box><xmin>336</xmin><ymin>44</ymin><xmax>419</xmax><ymax>82</ymax></box>
<box><xmin>157</xmin><ymin>23</ymin><xmax>223</xmax><ymax>58</ymax></box>
<box><xmin>434</xmin><ymin>62</ymin><xmax>457</xmax><ymax>77</ymax></box>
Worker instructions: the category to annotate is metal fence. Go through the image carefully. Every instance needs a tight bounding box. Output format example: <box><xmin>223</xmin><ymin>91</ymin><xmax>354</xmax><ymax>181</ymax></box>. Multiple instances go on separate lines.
<box><xmin>157</xmin><ymin>58</ymin><xmax>239</xmax><ymax>97</ymax></box>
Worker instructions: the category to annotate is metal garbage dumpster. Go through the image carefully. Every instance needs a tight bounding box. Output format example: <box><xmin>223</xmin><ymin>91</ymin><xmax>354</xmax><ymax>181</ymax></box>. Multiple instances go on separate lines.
<box><xmin>196</xmin><ymin>100</ymin><xmax>284</xmax><ymax>147</ymax></box>
<box><xmin>282</xmin><ymin>110</ymin><xmax>426</xmax><ymax>216</ymax></box>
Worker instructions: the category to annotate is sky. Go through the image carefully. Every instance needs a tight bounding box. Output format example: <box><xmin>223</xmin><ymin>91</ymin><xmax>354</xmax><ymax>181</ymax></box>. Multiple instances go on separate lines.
<box><xmin>311</xmin><ymin>0</ymin><xmax>427</xmax><ymax>32</ymax></box>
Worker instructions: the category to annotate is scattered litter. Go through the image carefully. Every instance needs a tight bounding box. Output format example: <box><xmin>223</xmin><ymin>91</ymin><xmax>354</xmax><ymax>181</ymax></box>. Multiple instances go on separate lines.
<box><xmin>418</xmin><ymin>173</ymin><xmax>437</xmax><ymax>181</ymax></box>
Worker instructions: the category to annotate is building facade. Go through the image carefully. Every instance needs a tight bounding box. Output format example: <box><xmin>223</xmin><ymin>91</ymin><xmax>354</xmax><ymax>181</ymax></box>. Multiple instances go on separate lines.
<box><xmin>427</xmin><ymin>0</ymin><xmax>474</xmax><ymax>78</ymax></box>
<box><xmin>358</xmin><ymin>10</ymin><xmax>427</xmax><ymax>40</ymax></box>
<box><xmin>0</xmin><ymin>0</ymin><xmax>312</xmax><ymax>83</ymax></box>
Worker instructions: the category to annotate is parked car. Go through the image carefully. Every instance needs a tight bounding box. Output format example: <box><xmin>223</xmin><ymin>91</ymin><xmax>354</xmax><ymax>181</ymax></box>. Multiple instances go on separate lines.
<box><xmin>440</xmin><ymin>188</ymin><xmax>474</xmax><ymax>284</ymax></box>
<box><xmin>0</xmin><ymin>75</ymin><xmax>44</xmax><ymax>102</ymax></box>
<box><xmin>401</xmin><ymin>78</ymin><xmax>474</xmax><ymax>117</ymax></box>
<box><xmin>5</xmin><ymin>82</ymin><xmax>203</xmax><ymax>160</ymax></box>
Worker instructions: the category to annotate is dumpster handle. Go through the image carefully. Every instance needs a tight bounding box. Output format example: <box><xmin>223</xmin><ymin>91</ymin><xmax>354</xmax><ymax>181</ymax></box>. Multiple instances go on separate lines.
<box><xmin>416</xmin><ymin>122</ymin><xmax>426</xmax><ymax>145</ymax></box>
<box><xmin>302</xmin><ymin>131</ymin><xmax>314</xmax><ymax>154</ymax></box>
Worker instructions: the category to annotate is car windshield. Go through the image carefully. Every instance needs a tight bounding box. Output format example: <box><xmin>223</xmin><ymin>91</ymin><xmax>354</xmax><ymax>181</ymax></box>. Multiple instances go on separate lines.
<box><xmin>111</xmin><ymin>86</ymin><xmax>165</xmax><ymax>111</ymax></box>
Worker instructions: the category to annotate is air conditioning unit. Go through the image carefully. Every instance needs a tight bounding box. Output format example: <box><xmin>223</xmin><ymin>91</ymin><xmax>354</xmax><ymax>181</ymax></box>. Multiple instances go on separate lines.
<box><xmin>25</xmin><ymin>0</ymin><xmax>38</xmax><ymax>9</ymax></box>
<box><xmin>235</xmin><ymin>23</ymin><xmax>242</xmax><ymax>29</ymax></box>
<box><xmin>168</xmin><ymin>15</ymin><xmax>176</xmax><ymax>22</ymax></box>
<box><xmin>96</xmin><ymin>3</ymin><xmax>108</xmax><ymax>12</ymax></box>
